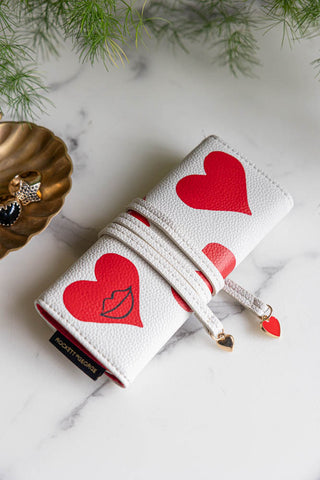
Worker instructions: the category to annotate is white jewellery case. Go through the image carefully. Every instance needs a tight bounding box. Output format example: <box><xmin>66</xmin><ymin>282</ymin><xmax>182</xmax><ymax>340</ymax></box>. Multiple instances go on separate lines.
<box><xmin>35</xmin><ymin>136</ymin><xmax>293</xmax><ymax>387</ymax></box>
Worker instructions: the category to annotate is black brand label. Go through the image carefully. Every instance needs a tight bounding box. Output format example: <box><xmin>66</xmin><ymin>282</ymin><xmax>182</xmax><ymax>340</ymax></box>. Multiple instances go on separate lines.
<box><xmin>49</xmin><ymin>331</ymin><xmax>105</xmax><ymax>380</ymax></box>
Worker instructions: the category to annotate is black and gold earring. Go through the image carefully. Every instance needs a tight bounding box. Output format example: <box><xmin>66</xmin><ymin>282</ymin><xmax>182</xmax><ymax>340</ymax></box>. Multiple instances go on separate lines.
<box><xmin>0</xmin><ymin>171</ymin><xmax>42</xmax><ymax>227</ymax></box>
<box><xmin>0</xmin><ymin>194</ymin><xmax>22</xmax><ymax>227</ymax></box>
<box><xmin>9</xmin><ymin>170</ymin><xmax>42</xmax><ymax>206</ymax></box>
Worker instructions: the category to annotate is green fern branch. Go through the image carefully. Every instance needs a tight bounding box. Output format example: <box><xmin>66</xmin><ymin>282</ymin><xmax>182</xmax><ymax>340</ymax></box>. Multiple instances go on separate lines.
<box><xmin>0</xmin><ymin>0</ymin><xmax>320</xmax><ymax>120</ymax></box>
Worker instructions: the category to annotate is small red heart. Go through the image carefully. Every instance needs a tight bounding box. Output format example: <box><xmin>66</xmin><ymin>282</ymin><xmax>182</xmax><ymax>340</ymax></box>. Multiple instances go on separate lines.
<box><xmin>176</xmin><ymin>151</ymin><xmax>252</xmax><ymax>215</ymax></box>
<box><xmin>63</xmin><ymin>254</ymin><xmax>143</xmax><ymax>327</ymax></box>
<box><xmin>202</xmin><ymin>243</ymin><xmax>236</xmax><ymax>278</ymax></box>
<box><xmin>260</xmin><ymin>316</ymin><xmax>281</xmax><ymax>338</ymax></box>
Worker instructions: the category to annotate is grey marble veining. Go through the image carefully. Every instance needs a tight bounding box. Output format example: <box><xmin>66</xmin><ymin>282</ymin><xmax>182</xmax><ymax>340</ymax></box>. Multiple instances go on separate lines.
<box><xmin>48</xmin><ymin>213</ymin><xmax>97</xmax><ymax>253</ymax></box>
<box><xmin>48</xmin><ymin>66</ymin><xmax>84</xmax><ymax>92</ymax></box>
<box><xmin>58</xmin><ymin>379</ymin><xmax>110</xmax><ymax>431</ymax></box>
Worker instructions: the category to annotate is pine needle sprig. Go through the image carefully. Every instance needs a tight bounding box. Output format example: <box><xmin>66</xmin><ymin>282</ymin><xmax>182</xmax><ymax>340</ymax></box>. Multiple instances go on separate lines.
<box><xmin>62</xmin><ymin>0</ymin><xmax>149</xmax><ymax>67</ymax></box>
<box><xmin>262</xmin><ymin>0</ymin><xmax>303</xmax><ymax>44</ymax></box>
<box><xmin>145</xmin><ymin>1</ymin><xmax>260</xmax><ymax>77</ymax></box>
<box><xmin>0</xmin><ymin>1</ymin><xmax>320</xmax><ymax>119</ymax></box>
<box><xmin>261</xmin><ymin>0</ymin><xmax>320</xmax><ymax>73</ymax></box>
<box><xmin>0</xmin><ymin>2</ymin><xmax>50</xmax><ymax>119</ymax></box>
<box><xmin>0</xmin><ymin>0</ymin><xmax>150</xmax><ymax>118</ymax></box>
<box><xmin>298</xmin><ymin>0</ymin><xmax>320</xmax><ymax>32</ymax></box>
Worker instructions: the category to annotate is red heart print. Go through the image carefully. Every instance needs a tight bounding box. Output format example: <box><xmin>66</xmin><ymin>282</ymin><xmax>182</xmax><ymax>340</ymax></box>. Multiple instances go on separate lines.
<box><xmin>176</xmin><ymin>151</ymin><xmax>252</xmax><ymax>215</ymax></box>
<box><xmin>261</xmin><ymin>316</ymin><xmax>281</xmax><ymax>338</ymax></box>
<box><xmin>202</xmin><ymin>243</ymin><xmax>236</xmax><ymax>278</ymax></box>
<box><xmin>63</xmin><ymin>254</ymin><xmax>143</xmax><ymax>327</ymax></box>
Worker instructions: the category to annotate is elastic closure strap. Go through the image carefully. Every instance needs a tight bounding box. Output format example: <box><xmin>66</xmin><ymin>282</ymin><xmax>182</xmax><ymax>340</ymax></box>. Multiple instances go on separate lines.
<box><xmin>113</xmin><ymin>212</ymin><xmax>212</xmax><ymax>304</ymax></box>
<box><xmin>99</xmin><ymin>198</ymin><xmax>278</xmax><ymax>346</ymax></box>
<box><xmin>104</xmin><ymin>222</ymin><xmax>225</xmax><ymax>339</ymax></box>
<box><xmin>223</xmin><ymin>278</ymin><xmax>270</xmax><ymax>318</ymax></box>
<box><xmin>223</xmin><ymin>278</ymin><xmax>281</xmax><ymax>338</ymax></box>
<box><xmin>125</xmin><ymin>199</ymin><xmax>273</xmax><ymax>321</ymax></box>
<box><xmin>126</xmin><ymin>198</ymin><xmax>225</xmax><ymax>295</ymax></box>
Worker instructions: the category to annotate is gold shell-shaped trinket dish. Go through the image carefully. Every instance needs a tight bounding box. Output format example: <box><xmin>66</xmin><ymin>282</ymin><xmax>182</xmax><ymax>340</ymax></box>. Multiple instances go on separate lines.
<box><xmin>0</xmin><ymin>122</ymin><xmax>72</xmax><ymax>259</ymax></box>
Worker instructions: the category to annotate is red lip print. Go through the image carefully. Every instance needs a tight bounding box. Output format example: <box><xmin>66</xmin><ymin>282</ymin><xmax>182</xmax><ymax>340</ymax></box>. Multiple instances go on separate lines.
<box><xmin>101</xmin><ymin>287</ymin><xmax>134</xmax><ymax>319</ymax></box>
<box><xmin>176</xmin><ymin>151</ymin><xmax>252</xmax><ymax>215</ymax></box>
<box><xmin>63</xmin><ymin>254</ymin><xmax>143</xmax><ymax>327</ymax></box>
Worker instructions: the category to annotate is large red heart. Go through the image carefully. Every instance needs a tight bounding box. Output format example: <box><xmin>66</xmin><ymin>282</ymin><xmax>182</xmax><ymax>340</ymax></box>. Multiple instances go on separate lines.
<box><xmin>176</xmin><ymin>151</ymin><xmax>252</xmax><ymax>215</ymax></box>
<box><xmin>63</xmin><ymin>254</ymin><xmax>143</xmax><ymax>327</ymax></box>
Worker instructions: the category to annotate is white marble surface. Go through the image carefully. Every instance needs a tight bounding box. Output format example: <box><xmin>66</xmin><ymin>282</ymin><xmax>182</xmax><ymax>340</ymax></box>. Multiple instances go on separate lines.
<box><xmin>1</xmin><ymin>29</ymin><xmax>320</xmax><ymax>480</ymax></box>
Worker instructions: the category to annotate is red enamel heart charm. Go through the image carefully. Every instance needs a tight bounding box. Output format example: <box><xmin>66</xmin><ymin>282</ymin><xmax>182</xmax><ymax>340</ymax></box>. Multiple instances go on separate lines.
<box><xmin>176</xmin><ymin>151</ymin><xmax>252</xmax><ymax>215</ymax></box>
<box><xmin>63</xmin><ymin>253</ymin><xmax>143</xmax><ymax>327</ymax></box>
<box><xmin>260</xmin><ymin>316</ymin><xmax>281</xmax><ymax>338</ymax></box>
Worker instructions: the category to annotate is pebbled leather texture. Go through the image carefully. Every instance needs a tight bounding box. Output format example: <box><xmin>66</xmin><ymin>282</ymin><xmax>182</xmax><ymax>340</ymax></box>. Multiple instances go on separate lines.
<box><xmin>35</xmin><ymin>136</ymin><xmax>293</xmax><ymax>387</ymax></box>
<box><xmin>145</xmin><ymin>137</ymin><xmax>293</xmax><ymax>269</ymax></box>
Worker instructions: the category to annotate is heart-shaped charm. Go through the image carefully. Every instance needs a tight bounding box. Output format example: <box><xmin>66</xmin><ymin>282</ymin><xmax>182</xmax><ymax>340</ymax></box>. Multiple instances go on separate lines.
<box><xmin>63</xmin><ymin>253</ymin><xmax>143</xmax><ymax>327</ymax></box>
<box><xmin>0</xmin><ymin>195</ymin><xmax>21</xmax><ymax>227</ymax></box>
<box><xmin>176</xmin><ymin>151</ymin><xmax>252</xmax><ymax>215</ymax></box>
<box><xmin>260</xmin><ymin>316</ymin><xmax>281</xmax><ymax>338</ymax></box>
<box><xmin>216</xmin><ymin>333</ymin><xmax>234</xmax><ymax>351</ymax></box>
